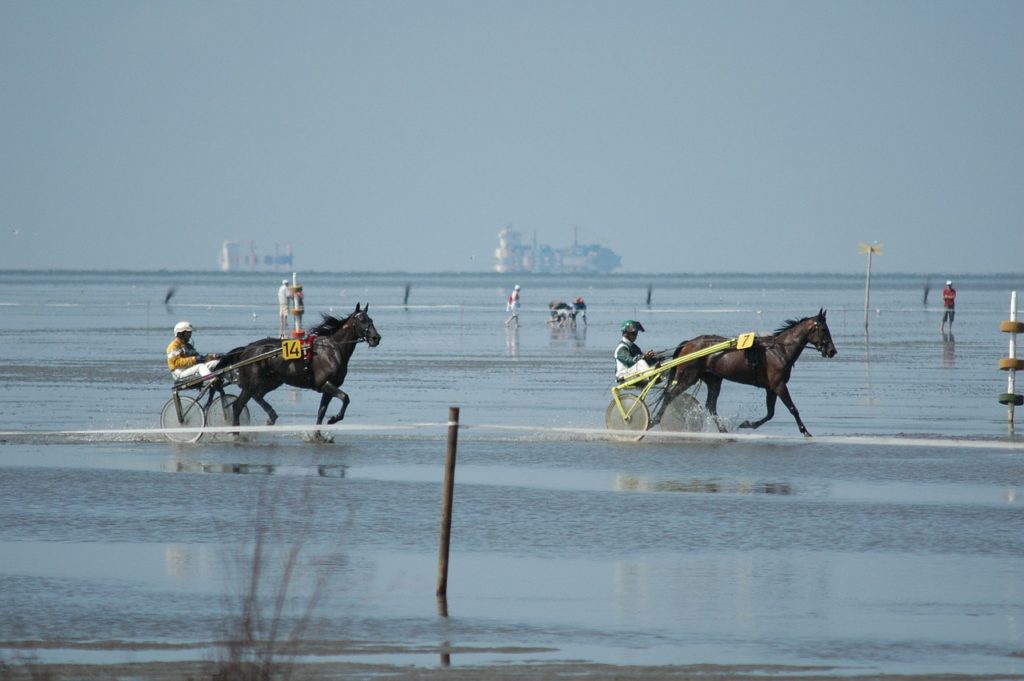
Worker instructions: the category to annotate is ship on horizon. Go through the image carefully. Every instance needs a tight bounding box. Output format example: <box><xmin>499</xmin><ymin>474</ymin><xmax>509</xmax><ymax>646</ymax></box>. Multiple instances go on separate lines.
<box><xmin>218</xmin><ymin>240</ymin><xmax>293</xmax><ymax>272</ymax></box>
<box><xmin>494</xmin><ymin>227</ymin><xmax>621</xmax><ymax>274</ymax></box>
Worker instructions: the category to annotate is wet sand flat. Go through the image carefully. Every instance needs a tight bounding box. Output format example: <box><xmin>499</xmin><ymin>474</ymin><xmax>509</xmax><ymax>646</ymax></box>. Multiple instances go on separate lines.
<box><xmin>1</xmin><ymin>271</ymin><xmax>1022</xmax><ymax>678</ymax></box>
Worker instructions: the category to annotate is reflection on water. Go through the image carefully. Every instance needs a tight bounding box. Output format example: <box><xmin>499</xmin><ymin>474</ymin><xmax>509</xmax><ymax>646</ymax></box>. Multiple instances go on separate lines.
<box><xmin>439</xmin><ymin>640</ymin><xmax>451</xmax><ymax>668</ymax></box>
<box><xmin>943</xmin><ymin>331</ymin><xmax>956</xmax><ymax>367</ymax></box>
<box><xmin>160</xmin><ymin>460</ymin><xmax>349</xmax><ymax>478</ymax></box>
<box><xmin>547</xmin><ymin>323</ymin><xmax>586</xmax><ymax>351</ymax></box>
<box><xmin>164</xmin><ymin>544</ymin><xmax>218</xmax><ymax>581</ymax></box>
<box><xmin>615</xmin><ymin>475</ymin><xmax>792</xmax><ymax>495</ymax></box>
<box><xmin>163</xmin><ymin>461</ymin><xmax>277</xmax><ymax>475</ymax></box>
<box><xmin>505</xmin><ymin>325</ymin><xmax>518</xmax><ymax>357</ymax></box>
<box><xmin>859</xmin><ymin>331</ymin><xmax>880</xmax><ymax>406</ymax></box>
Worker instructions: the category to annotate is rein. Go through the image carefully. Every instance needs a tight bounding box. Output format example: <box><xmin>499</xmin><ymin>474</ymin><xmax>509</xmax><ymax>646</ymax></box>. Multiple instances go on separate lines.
<box><xmin>327</xmin><ymin>337</ymin><xmax>368</xmax><ymax>346</ymax></box>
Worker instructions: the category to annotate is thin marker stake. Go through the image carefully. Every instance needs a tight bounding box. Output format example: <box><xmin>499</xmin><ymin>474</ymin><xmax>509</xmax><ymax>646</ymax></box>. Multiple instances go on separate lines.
<box><xmin>436</xmin><ymin>406</ymin><xmax>459</xmax><ymax>600</ymax></box>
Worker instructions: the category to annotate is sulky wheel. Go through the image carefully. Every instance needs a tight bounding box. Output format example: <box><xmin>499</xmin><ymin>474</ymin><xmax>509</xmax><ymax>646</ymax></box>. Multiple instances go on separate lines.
<box><xmin>205</xmin><ymin>394</ymin><xmax>251</xmax><ymax>440</ymax></box>
<box><xmin>659</xmin><ymin>393</ymin><xmax>705</xmax><ymax>432</ymax></box>
<box><xmin>160</xmin><ymin>395</ymin><xmax>205</xmax><ymax>443</ymax></box>
<box><xmin>605</xmin><ymin>393</ymin><xmax>650</xmax><ymax>441</ymax></box>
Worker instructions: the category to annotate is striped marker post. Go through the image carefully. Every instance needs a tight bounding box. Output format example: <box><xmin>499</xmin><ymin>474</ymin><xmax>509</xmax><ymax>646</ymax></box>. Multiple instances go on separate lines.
<box><xmin>998</xmin><ymin>291</ymin><xmax>1023</xmax><ymax>431</ymax></box>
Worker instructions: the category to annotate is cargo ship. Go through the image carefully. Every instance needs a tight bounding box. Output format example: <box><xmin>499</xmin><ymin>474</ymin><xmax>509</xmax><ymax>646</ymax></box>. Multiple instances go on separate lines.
<box><xmin>218</xmin><ymin>240</ymin><xmax>294</xmax><ymax>272</ymax></box>
<box><xmin>494</xmin><ymin>227</ymin><xmax>621</xmax><ymax>274</ymax></box>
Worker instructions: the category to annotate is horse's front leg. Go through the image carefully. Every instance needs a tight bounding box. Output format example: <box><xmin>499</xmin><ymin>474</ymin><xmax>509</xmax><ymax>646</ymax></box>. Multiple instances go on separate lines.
<box><xmin>310</xmin><ymin>383</ymin><xmax>348</xmax><ymax>443</ymax></box>
<box><xmin>318</xmin><ymin>382</ymin><xmax>350</xmax><ymax>425</ymax></box>
<box><xmin>774</xmin><ymin>385</ymin><xmax>810</xmax><ymax>437</ymax></box>
<box><xmin>739</xmin><ymin>391</ymin><xmax>781</xmax><ymax>432</ymax></box>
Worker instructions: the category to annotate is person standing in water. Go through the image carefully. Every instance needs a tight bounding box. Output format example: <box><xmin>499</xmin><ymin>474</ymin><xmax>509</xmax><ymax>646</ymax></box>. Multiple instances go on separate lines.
<box><xmin>505</xmin><ymin>284</ymin><xmax>521</xmax><ymax>327</ymax></box>
<box><xmin>278</xmin><ymin>279</ymin><xmax>290</xmax><ymax>338</ymax></box>
<box><xmin>940</xmin><ymin>280</ymin><xmax>956</xmax><ymax>332</ymax></box>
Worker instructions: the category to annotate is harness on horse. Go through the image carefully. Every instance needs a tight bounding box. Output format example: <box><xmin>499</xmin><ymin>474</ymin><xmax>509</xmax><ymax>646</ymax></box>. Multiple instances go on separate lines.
<box><xmin>302</xmin><ymin>333</ymin><xmax>318</xmax><ymax>382</ymax></box>
<box><xmin>748</xmin><ymin>337</ymin><xmax>792</xmax><ymax>388</ymax></box>
<box><xmin>298</xmin><ymin>324</ymin><xmax>369</xmax><ymax>383</ymax></box>
<box><xmin>743</xmin><ymin>343</ymin><xmax>761</xmax><ymax>377</ymax></box>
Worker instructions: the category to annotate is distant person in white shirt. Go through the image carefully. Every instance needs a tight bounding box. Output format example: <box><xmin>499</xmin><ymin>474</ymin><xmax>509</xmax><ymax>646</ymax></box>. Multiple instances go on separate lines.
<box><xmin>505</xmin><ymin>284</ymin><xmax>521</xmax><ymax>327</ymax></box>
<box><xmin>278</xmin><ymin>280</ymin><xmax>290</xmax><ymax>338</ymax></box>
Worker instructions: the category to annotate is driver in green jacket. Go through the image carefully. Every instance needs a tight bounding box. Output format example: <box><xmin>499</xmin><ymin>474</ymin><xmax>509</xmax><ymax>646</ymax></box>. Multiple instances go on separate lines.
<box><xmin>615</xmin><ymin>320</ymin><xmax>657</xmax><ymax>381</ymax></box>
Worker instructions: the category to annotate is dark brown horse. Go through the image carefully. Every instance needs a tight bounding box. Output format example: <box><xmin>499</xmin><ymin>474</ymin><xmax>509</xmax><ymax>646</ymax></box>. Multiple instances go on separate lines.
<box><xmin>218</xmin><ymin>304</ymin><xmax>381</xmax><ymax>436</ymax></box>
<box><xmin>661</xmin><ymin>309</ymin><xmax>837</xmax><ymax>437</ymax></box>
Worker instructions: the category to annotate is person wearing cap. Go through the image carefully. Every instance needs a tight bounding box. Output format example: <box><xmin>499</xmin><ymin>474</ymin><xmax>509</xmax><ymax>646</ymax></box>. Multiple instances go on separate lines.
<box><xmin>504</xmin><ymin>284</ymin><xmax>521</xmax><ymax>327</ymax></box>
<box><xmin>278</xmin><ymin>279</ymin><xmax>290</xmax><ymax>338</ymax></box>
<box><xmin>615</xmin><ymin>320</ymin><xmax>658</xmax><ymax>381</ymax></box>
<box><xmin>166</xmin><ymin>321</ymin><xmax>220</xmax><ymax>381</ymax></box>
<box><xmin>573</xmin><ymin>296</ymin><xmax>587</xmax><ymax>326</ymax></box>
<box><xmin>941</xmin><ymin>280</ymin><xmax>957</xmax><ymax>331</ymax></box>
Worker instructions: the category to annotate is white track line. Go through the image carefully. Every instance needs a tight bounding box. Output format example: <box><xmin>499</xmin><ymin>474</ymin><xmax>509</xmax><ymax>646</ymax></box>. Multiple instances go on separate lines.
<box><xmin>0</xmin><ymin>422</ymin><xmax>452</xmax><ymax>438</ymax></box>
<box><xmin>0</xmin><ymin>422</ymin><xmax>1021</xmax><ymax>450</ymax></box>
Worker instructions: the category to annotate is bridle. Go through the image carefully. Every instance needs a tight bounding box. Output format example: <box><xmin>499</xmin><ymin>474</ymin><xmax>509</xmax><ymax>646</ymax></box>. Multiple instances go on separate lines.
<box><xmin>346</xmin><ymin>312</ymin><xmax>379</xmax><ymax>345</ymax></box>
<box><xmin>806</xmin><ymin>319</ymin><xmax>833</xmax><ymax>357</ymax></box>
<box><xmin>311</xmin><ymin>313</ymin><xmax>377</xmax><ymax>347</ymax></box>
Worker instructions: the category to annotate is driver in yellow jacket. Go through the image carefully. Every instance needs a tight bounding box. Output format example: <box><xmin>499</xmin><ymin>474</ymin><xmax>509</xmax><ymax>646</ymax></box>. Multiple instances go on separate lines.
<box><xmin>167</xmin><ymin>321</ymin><xmax>220</xmax><ymax>381</ymax></box>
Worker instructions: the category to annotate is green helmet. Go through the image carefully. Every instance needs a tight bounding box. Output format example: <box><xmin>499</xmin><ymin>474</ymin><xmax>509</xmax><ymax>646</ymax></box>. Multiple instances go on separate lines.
<box><xmin>621</xmin><ymin>320</ymin><xmax>645</xmax><ymax>333</ymax></box>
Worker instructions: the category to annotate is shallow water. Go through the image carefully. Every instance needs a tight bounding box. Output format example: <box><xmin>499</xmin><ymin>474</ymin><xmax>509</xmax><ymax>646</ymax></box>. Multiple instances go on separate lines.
<box><xmin>1</xmin><ymin>270</ymin><xmax>1022</xmax><ymax>676</ymax></box>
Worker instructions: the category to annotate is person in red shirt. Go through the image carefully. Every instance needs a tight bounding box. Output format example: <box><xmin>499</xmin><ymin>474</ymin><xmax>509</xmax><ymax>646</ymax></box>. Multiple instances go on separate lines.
<box><xmin>941</xmin><ymin>280</ymin><xmax>956</xmax><ymax>332</ymax></box>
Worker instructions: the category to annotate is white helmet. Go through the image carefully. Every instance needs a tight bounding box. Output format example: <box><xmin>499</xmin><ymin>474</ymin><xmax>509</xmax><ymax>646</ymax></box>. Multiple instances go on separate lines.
<box><xmin>174</xmin><ymin>321</ymin><xmax>193</xmax><ymax>334</ymax></box>
<box><xmin>282</xmin><ymin>279</ymin><xmax>289</xmax><ymax>285</ymax></box>
<box><xmin>514</xmin><ymin>284</ymin><xmax>520</xmax><ymax>290</ymax></box>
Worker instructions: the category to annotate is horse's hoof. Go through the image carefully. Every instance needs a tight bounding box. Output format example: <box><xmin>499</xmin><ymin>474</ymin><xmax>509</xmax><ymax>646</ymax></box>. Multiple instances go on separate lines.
<box><xmin>327</xmin><ymin>416</ymin><xmax>339</xmax><ymax>425</ymax></box>
<box><xmin>738</xmin><ymin>421</ymin><xmax>752</xmax><ymax>429</ymax></box>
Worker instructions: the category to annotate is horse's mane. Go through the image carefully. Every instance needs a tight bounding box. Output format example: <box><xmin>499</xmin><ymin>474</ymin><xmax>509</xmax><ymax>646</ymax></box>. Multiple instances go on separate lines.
<box><xmin>772</xmin><ymin>317</ymin><xmax>805</xmax><ymax>335</ymax></box>
<box><xmin>773</xmin><ymin>310</ymin><xmax>825</xmax><ymax>336</ymax></box>
<box><xmin>309</xmin><ymin>312</ymin><xmax>351</xmax><ymax>336</ymax></box>
<box><xmin>774</xmin><ymin>313</ymin><xmax>824</xmax><ymax>336</ymax></box>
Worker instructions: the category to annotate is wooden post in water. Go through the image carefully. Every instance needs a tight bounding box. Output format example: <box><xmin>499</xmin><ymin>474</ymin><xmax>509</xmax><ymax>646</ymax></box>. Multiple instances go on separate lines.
<box><xmin>436</xmin><ymin>406</ymin><xmax>459</xmax><ymax>603</ymax></box>
<box><xmin>859</xmin><ymin>241</ymin><xmax>882</xmax><ymax>330</ymax></box>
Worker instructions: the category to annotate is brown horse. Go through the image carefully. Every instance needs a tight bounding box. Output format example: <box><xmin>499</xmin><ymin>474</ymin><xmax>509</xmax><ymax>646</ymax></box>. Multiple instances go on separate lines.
<box><xmin>218</xmin><ymin>304</ymin><xmax>381</xmax><ymax>436</ymax></box>
<box><xmin>661</xmin><ymin>309</ymin><xmax>837</xmax><ymax>437</ymax></box>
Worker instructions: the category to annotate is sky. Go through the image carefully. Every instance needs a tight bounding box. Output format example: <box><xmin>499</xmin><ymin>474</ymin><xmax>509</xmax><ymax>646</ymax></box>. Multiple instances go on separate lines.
<box><xmin>1</xmin><ymin>1</ymin><xmax>1021</xmax><ymax>274</ymax></box>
